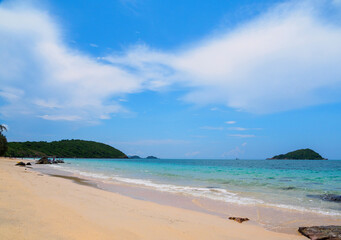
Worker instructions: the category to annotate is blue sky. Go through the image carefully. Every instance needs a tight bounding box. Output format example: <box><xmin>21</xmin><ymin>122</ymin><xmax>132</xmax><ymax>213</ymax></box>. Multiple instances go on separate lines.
<box><xmin>1</xmin><ymin>0</ymin><xmax>341</xmax><ymax>159</ymax></box>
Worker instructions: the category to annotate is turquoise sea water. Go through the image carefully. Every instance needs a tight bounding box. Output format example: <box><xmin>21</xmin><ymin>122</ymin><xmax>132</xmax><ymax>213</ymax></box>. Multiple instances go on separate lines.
<box><xmin>50</xmin><ymin>158</ymin><xmax>341</xmax><ymax>216</ymax></box>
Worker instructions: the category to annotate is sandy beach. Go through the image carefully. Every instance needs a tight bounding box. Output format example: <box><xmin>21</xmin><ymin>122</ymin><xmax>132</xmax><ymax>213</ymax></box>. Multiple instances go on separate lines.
<box><xmin>0</xmin><ymin>157</ymin><xmax>308</xmax><ymax>240</ymax></box>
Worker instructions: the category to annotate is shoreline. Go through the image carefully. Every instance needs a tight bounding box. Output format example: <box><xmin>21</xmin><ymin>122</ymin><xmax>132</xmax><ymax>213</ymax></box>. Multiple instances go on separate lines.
<box><xmin>0</xmin><ymin>157</ymin><xmax>307</xmax><ymax>240</ymax></box>
<box><xmin>32</xmin><ymin>158</ymin><xmax>341</xmax><ymax>235</ymax></box>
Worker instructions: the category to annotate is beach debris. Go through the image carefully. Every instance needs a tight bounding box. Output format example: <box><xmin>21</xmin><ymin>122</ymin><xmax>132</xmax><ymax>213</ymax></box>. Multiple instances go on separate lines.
<box><xmin>15</xmin><ymin>161</ymin><xmax>26</xmax><ymax>166</ymax></box>
<box><xmin>307</xmin><ymin>194</ymin><xmax>341</xmax><ymax>203</ymax></box>
<box><xmin>298</xmin><ymin>225</ymin><xmax>341</xmax><ymax>239</ymax></box>
<box><xmin>228</xmin><ymin>217</ymin><xmax>249</xmax><ymax>223</ymax></box>
<box><xmin>36</xmin><ymin>157</ymin><xmax>51</xmax><ymax>164</ymax></box>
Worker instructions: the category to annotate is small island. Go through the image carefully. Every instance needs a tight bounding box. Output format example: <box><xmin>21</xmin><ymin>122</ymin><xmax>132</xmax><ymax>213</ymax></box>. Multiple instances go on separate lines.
<box><xmin>268</xmin><ymin>148</ymin><xmax>327</xmax><ymax>160</ymax></box>
<box><xmin>146</xmin><ymin>156</ymin><xmax>158</xmax><ymax>159</ymax></box>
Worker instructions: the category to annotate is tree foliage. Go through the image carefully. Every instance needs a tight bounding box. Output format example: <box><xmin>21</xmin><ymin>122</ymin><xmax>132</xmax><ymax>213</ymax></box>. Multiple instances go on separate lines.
<box><xmin>0</xmin><ymin>124</ymin><xmax>8</xmax><ymax>156</ymax></box>
<box><xmin>5</xmin><ymin>139</ymin><xmax>127</xmax><ymax>158</ymax></box>
<box><xmin>0</xmin><ymin>134</ymin><xmax>8</xmax><ymax>156</ymax></box>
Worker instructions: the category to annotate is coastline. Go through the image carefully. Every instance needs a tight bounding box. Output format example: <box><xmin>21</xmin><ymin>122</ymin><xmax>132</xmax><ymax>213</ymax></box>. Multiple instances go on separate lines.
<box><xmin>34</xmin><ymin>158</ymin><xmax>341</xmax><ymax>234</ymax></box>
<box><xmin>0</xmin><ymin>157</ymin><xmax>306</xmax><ymax>240</ymax></box>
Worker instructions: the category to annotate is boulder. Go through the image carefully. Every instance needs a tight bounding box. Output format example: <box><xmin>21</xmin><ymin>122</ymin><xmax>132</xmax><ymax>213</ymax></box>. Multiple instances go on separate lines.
<box><xmin>228</xmin><ymin>217</ymin><xmax>249</xmax><ymax>223</ymax></box>
<box><xmin>26</xmin><ymin>162</ymin><xmax>31</xmax><ymax>165</ymax></box>
<box><xmin>36</xmin><ymin>157</ymin><xmax>51</xmax><ymax>164</ymax></box>
<box><xmin>298</xmin><ymin>226</ymin><xmax>341</xmax><ymax>239</ymax></box>
<box><xmin>15</xmin><ymin>161</ymin><xmax>26</xmax><ymax>166</ymax></box>
<box><xmin>51</xmin><ymin>159</ymin><xmax>64</xmax><ymax>164</ymax></box>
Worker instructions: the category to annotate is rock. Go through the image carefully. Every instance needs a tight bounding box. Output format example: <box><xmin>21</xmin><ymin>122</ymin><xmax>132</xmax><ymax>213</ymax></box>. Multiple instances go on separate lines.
<box><xmin>15</xmin><ymin>161</ymin><xmax>26</xmax><ymax>166</ymax></box>
<box><xmin>228</xmin><ymin>217</ymin><xmax>249</xmax><ymax>223</ymax></box>
<box><xmin>36</xmin><ymin>157</ymin><xmax>51</xmax><ymax>164</ymax></box>
<box><xmin>51</xmin><ymin>159</ymin><xmax>65</xmax><ymax>164</ymax></box>
<box><xmin>298</xmin><ymin>226</ymin><xmax>341</xmax><ymax>240</ymax></box>
<box><xmin>307</xmin><ymin>194</ymin><xmax>341</xmax><ymax>203</ymax></box>
<box><xmin>26</xmin><ymin>162</ymin><xmax>31</xmax><ymax>165</ymax></box>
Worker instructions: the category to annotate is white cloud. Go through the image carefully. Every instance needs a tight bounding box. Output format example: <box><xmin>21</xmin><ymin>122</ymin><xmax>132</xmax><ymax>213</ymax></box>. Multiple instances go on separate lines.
<box><xmin>0</xmin><ymin>2</ymin><xmax>144</xmax><ymax>122</ymax></box>
<box><xmin>228</xmin><ymin>127</ymin><xmax>247</xmax><ymax>131</ymax></box>
<box><xmin>228</xmin><ymin>127</ymin><xmax>262</xmax><ymax>131</ymax></box>
<box><xmin>106</xmin><ymin>0</ymin><xmax>341</xmax><ymax>113</ymax></box>
<box><xmin>225</xmin><ymin>121</ymin><xmax>236</xmax><ymax>124</ymax></box>
<box><xmin>229</xmin><ymin>134</ymin><xmax>255</xmax><ymax>138</ymax></box>
<box><xmin>38</xmin><ymin>114</ymin><xmax>82</xmax><ymax>121</ymax></box>
<box><xmin>1</xmin><ymin>0</ymin><xmax>341</xmax><ymax>123</ymax></box>
<box><xmin>89</xmin><ymin>43</ymin><xmax>98</xmax><ymax>48</ymax></box>
<box><xmin>223</xmin><ymin>142</ymin><xmax>248</xmax><ymax>158</ymax></box>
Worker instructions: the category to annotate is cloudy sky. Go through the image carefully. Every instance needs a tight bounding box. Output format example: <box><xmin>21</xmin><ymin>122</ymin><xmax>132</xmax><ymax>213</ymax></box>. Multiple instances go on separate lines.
<box><xmin>1</xmin><ymin>0</ymin><xmax>341</xmax><ymax>159</ymax></box>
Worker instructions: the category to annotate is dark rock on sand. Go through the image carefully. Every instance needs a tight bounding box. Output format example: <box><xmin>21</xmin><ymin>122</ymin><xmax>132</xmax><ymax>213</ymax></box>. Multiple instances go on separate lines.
<box><xmin>36</xmin><ymin>157</ymin><xmax>51</xmax><ymax>164</ymax></box>
<box><xmin>307</xmin><ymin>194</ymin><xmax>341</xmax><ymax>203</ymax></box>
<box><xmin>15</xmin><ymin>161</ymin><xmax>26</xmax><ymax>166</ymax></box>
<box><xmin>228</xmin><ymin>217</ymin><xmax>249</xmax><ymax>223</ymax></box>
<box><xmin>26</xmin><ymin>162</ymin><xmax>31</xmax><ymax>165</ymax></box>
<box><xmin>298</xmin><ymin>226</ymin><xmax>341</xmax><ymax>240</ymax></box>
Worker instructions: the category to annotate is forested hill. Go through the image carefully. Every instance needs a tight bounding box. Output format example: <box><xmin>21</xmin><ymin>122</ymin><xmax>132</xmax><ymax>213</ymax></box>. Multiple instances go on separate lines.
<box><xmin>268</xmin><ymin>148</ymin><xmax>326</xmax><ymax>160</ymax></box>
<box><xmin>5</xmin><ymin>139</ymin><xmax>128</xmax><ymax>158</ymax></box>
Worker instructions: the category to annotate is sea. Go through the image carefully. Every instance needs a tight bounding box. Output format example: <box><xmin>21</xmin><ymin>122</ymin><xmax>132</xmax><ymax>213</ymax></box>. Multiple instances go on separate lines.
<box><xmin>46</xmin><ymin>158</ymin><xmax>341</xmax><ymax>218</ymax></box>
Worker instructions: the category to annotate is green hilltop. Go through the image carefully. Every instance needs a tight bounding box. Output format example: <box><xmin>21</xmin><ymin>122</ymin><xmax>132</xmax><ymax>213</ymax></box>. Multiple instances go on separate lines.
<box><xmin>268</xmin><ymin>148</ymin><xmax>326</xmax><ymax>160</ymax></box>
<box><xmin>5</xmin><ymin>139</ymin><xmax>127</xmax><ymax>159</ymax></box>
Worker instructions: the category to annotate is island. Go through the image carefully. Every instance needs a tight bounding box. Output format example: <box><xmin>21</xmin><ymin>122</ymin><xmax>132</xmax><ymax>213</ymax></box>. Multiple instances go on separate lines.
<box><xmin>129</xmin><ymin>155</ymin><xmax>142</xmax><ymax>159</ymax></box>
<box><xmin>267</xmin><ymin>148</ymin><xmax>326</xmax><ymax>160</ymax></box>
<box><xmin>5</xmin><ymin>139</ymin><xmax>128</xmax><ymax>159</ymax></box>
<box><xmin>146</xmin><ymin>156</ymin><xmax>158</xmax><ymax>159</ymax></box>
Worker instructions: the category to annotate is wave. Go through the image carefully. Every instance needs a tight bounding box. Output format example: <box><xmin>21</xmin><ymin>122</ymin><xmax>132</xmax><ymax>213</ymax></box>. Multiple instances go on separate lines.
<box><xmin>49</xmin><ymin>164</ymin><xmax>341</xmax><ymax>217</ymax></box>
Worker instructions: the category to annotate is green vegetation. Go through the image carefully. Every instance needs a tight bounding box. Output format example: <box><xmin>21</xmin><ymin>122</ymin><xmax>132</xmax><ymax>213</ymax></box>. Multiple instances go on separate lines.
<box><xmin>269</xmin><ymin>148</ymin><xmax>326</xmax><ymax>160</ymax></box>
<box><xmin>5</xmin><ymin>139</ymin><xmax>127</xmax><ymax>158</ymax></box>
<box><xmin>0</xmin><ymin>125</ymin><xmax>8</xmax><ymax>156</ymax></box>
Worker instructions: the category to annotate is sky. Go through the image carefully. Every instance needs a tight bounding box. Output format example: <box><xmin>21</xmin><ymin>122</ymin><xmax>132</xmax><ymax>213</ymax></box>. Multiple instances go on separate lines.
<box><xmin>1</xmin><ymin>0</ymin><xmax>341</xmax><ymax>159</ymax></box>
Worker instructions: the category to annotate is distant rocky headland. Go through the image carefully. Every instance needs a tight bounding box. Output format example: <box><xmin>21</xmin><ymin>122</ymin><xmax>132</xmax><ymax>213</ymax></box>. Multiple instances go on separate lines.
<box><xmin>268</xmin><ymin>148</ymin><xmax>327</xmax><ymax>160</ymax></box>
<box><xmin>5</xmin><ymin>139</ymin><xmax>128</xmax><ymax>159</ymax></box>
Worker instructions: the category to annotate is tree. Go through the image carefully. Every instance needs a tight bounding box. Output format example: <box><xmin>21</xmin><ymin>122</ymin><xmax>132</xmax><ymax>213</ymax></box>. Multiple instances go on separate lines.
<box><xmin>0</xmin><ymin>124</ymin><xmax>8</xmax><ymax>156</ymax></box>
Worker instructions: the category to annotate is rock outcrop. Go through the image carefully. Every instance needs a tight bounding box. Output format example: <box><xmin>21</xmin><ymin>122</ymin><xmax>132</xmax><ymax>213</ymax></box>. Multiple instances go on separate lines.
<box><xmin>15</xmin><ymin>161</ymin><xmax>26</xmax><ymax>166</ymax></box>
<box><xmin>36</xmin><ymin>157</ymin><xmax>51</xmax><ymax>164</ymax></box>
<box><xmin>298</xmin><ymin>226</ymin><xmax>341</xmax><ymax>240</ymax></box>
